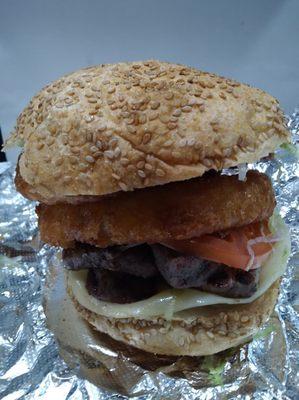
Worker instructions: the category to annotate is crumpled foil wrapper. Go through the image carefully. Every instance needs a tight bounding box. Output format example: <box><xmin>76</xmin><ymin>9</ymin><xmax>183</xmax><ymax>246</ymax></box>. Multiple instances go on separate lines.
<box><xmin>0</xmin><ymin>110</ymin><xmax>298</xmax><ymax>400</ymax></box>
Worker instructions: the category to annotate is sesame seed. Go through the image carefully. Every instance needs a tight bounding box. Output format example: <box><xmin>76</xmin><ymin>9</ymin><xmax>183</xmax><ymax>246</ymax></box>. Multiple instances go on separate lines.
<box><xmin>86</xmin><ymin>132</ymin><xmax>92</xmax><ymax>142</ymax></box>
<box><xmin>91</xmin><ymin>85</ymin><xmax>101</xmax><ymax>92</ymax></box>
<box><xmin>164</xmin><ymin>139</ymin><xmax>173</xmax><ymax>147</ymax></box>
<box><xmin>69</xmin><ymin>156</ymin><xmax>77</xmax><ymax>164</ymax></box>
<box><xmin>92</xmin><ymin>132</ymin><xmax>98</xmax><ymax>143</ymax></box>
<box><xmin>241</xmin><ymin>316</ymin><xmax>249</xmax><ymax>323</ymax></box>
<box><xmin>114</xmin><ymin>147</ymin><xmax>121</xmax><ymax>157</ymax></box>
<box><xmin>97</xmin><ymin>124</ymin><xmax>107</xmax><ymax>132</ymax></box>
<box><xmin>55</xmin><ymin>157</ymin><xmax>63</xmax><ymax>166</ymax></box>
<box><xmin>89</xmin><ymin>109</ymin><xmax>98</xmax><ymax>116</ymax></box>
<box><xmin>47</xmin><ymin>137</ymin><xmax>55</xmax><ymax>146</ymax></box>
<box><xmin>156</xmin><ymin>168</ymin><xmax>165</xmax><ymax>177</ymax></box>
<box><xmin>142</xmin><ymin>133</ymin><xmax>151</xmax><ymax>144</ymax></box>
<box><xmin>120</xmin><ymin>158</ymin><xmax>129</xmax><ymax>166</ymax></box>
<box><xmin>188</xmin><ymin>98</ymin><xmax>197</xmax><ymax>106</ymax></box>
<box><xmin>137</xmin><ymin>161</ymin><xmax>145</xmax><ymax>169</ymax></box>
<box><xmin>107</xmin><ymin>87</ymin><xmax>115</xmax><ymax>94</ymax></box>
<box><xmin>148</xmin><ymin>112</ymin><xmax>158</xmax><ymax>121</ymax></box>
<box><xmin>53</xmin><ymin>171</ymin><xmax>62</xmax><ymax>179</ymax></box>
<box><xmin>118</xmin><ymin>181</ymin><xmax>128</xmax><ymax>191</ymax></box>
<box><xmin>84</xmin><ymin>115</ymin><xmax>94</xmax><ymax>123</ymax></box>
<box><xmin>194</xmin><ymin>89</ymin><xmax>202</xmax><ymax>97</ymax></box>
<box><xmin>187</xmin><ymin>138</ymin><xmax>195</xmax><ymax>146</ymax></box>
<box><xmin>36</xmin><ymin>142</ymin><xmax>44</xmax><ymax>150</ymax></box>
<box><xmin>167</xmin><ymin>122</ymin><xmax>177</xmax><ymax>130</ymax></box>
<box><xmin>64</xmin><ymin>176</ymin><xmax>72</xmax><ymax>184</ymax></box>
<box><xmin>48</xmin><ymin>123</ymin><xmax>58</xmax><ymax>135</ymax></box>
<box><xmin>139</xmin><ymin>114</ymin><xmax>147</xmax><ymax>124</ymax></box>
<box><xmin>202</xmin><ymin>159</ymin><xmax>212</xmax><ymax>167</ymax></box>
<box><xmin>233</xmin><ymin>312</ymin><xmax>240</xmax><ymax>322</ymax></box>
<box><xmin>206</xmin><ymin>331</ymin><xmax>215</xmax><ymax>339</ymax></box>
<box><xmin>150</xmin><ymin>101</ymin><xmax>160</xmax><ymax>110</ymax></box>
<box><xmin>144</xmin><ymin>163</ymin><xmax>153</xmax><ymax>171</ymax></box>
<box><xmin>112</xmin><ymin>173</ymin><xmax>121</xmax><ymax>180</ymax></box>
<box><xmin>104</xmin><ymin>150</ymin><xmax>114</xmax><ymax>159</ymax></box>
<box><xmin>173</xmin><ymin>109</ymin><xmax>181</xmax><ymax>117</ymax></box>
<box><xmin>273</xmin><ymin>116</ymin><xmax>280</xmax><ymax>123</ymax></box>
<box><xmin>165</xmin><ymin>92</ymin><xmax>174</xmax><ymax>100</ymax></box>
<box><xmin>206</xmin><ymin>81</ymin><xmax>215</xmax><ymax>88</ymax></box>
<box><xmin>85</xmin><ymin>155</ymin><xmax>95</xmax><ymax>163</ymax></box>
<box><xmin>178</xmin><ymin>138</ymin><xmax>186</xmax><ymax>147</ymax></box>
<box><xmin>127</xmin><ymin>164</ymin><xmax>135</xmax><ymax>172</ymax></box>
<box><xmin>65</xmin><ymin>97</ymin><xmax>73</xmax><ymax>105</ymax></box>
<box><xmin>96</xmin><ymin>140</ymin><xmax>102</xmax><ymax>149</ymax></box>
<box><xmin>78</xmin><ymin>163</ymin><xmax>88</xmax><ymax>171</ymax></box>
<box><xmin>199</xmin><ymin>104</ymin><xmax>205</xmax><ymax>112</ymax></box>
<box><xmin>138</xmin><ymin>170</ymin><xmax>146</xmax><ymax>178</ymax></box>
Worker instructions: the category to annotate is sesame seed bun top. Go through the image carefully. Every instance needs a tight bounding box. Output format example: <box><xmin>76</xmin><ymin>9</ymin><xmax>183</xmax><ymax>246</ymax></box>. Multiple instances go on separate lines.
<box><xmin>6</xmin><ymin>60</ymin><xmax>290</xmax><ymax>201</ymax></box>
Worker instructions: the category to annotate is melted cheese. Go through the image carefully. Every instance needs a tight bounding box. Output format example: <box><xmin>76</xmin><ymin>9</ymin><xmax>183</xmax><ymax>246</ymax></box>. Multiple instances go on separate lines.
<box><xmin>67</xmin><ymin>214</ymin><xmax>290</xmax><ymax>320</ymax></box>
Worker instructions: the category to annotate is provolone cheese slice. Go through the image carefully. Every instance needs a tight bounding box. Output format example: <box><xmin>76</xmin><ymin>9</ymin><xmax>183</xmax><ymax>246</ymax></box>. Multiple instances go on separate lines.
<box><xmin>67</xmin><ymin>214</ymin><xmax>290</xmax><ymax>320</ymax></box>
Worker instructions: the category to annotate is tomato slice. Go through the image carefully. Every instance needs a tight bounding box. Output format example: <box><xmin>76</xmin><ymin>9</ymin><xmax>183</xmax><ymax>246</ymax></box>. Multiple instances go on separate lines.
<box><xmin>162</xmin><ymin>220</ymin><xmax>275</xmax><ymax>270</ymax></box>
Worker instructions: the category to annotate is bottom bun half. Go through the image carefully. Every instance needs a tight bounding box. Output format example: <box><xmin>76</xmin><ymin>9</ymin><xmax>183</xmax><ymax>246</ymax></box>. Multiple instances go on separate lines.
<box><xmin>67</xmin><ymin>280</ymin><xmax>279</xmax><ymax>356</ymax></box>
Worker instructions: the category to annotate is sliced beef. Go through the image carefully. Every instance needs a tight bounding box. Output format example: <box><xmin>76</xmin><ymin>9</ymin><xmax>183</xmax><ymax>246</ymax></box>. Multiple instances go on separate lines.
<box><xmin>66</xmin><ymin>242</ymin><xmax>260</xmax><ymax>301</ymax></box>
<box><xmin>63</xmin><ymin>243</ymin><xmax>158</xmax><ymax>278</ymax></box>
<box><xmin>201</xmin><ymin>267</ymin><xmax>260</xmax><ymax>298</ymax></box>
<box><xmin>86</xmin><ymin>268</ymin><xmax>159</xmax><ymax>303</ymax></box>
<box><xmin>151</xmin><ymin>244</ymin><xmax>213</xmax><ymax>288</ymax></box>
<box><xmin>151</xmin><ymin>244</ymin><xmax>259</xmax><ymax>298</ymax></box>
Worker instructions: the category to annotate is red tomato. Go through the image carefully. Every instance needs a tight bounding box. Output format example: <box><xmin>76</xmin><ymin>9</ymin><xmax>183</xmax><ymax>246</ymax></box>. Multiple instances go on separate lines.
<box><xmin>163</xmin><ymin>221</ymin><xmax>274</xmax><ymax>270</ymax></box>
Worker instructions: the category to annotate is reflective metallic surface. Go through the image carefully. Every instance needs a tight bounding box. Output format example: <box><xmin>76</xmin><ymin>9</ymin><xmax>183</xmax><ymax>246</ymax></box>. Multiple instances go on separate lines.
<box><xmin>0</xmin><ymin>110</ymin><xmax>298</xmax><ymax>399</ymax></box>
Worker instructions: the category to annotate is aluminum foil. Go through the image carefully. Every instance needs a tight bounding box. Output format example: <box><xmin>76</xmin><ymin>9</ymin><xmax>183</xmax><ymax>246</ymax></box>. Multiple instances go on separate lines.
<box><xmin>0</xmin><ymin>109</ymin><xmax>298</xmax><ymax>399</ymax></box>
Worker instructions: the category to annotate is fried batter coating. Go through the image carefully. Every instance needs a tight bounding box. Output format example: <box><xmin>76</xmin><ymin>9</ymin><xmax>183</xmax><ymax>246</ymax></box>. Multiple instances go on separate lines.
<box><xmin>36</xmin><ymin>170</ymin><xmax>275</xmax><ymax>248</ymax></box>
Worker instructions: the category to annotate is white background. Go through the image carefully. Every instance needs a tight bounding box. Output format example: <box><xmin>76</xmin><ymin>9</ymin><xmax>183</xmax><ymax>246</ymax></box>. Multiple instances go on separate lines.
<box><xmin>1</xmin><ymin>0</ymin><xmax>298</xmax><ymax>162</ymax></box>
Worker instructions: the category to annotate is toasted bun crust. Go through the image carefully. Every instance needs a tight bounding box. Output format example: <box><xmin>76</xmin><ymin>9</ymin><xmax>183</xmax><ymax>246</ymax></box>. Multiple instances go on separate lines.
<box><xmin>7</xmin><ymin>60</ymin><xmax>289</xmax><ymax>200</ymax></box>
<box><xmin>68</xmin><ymin>280</ymin><xmax>279</xmax><ymax>356</ymax></box>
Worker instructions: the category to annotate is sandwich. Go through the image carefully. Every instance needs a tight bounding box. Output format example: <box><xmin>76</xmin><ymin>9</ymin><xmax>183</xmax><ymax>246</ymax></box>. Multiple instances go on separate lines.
<box><xmin>6</xmin><ymin>60</ymin><xmax>291</xmax><ymax>356</ymax></box>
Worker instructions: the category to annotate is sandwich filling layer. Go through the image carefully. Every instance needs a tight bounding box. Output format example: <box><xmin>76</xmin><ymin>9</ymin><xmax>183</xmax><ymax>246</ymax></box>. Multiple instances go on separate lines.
<box><xmin>66</xmin><ymin>214</ymin><xmax>290</xmax><ymax>320</ymax></box>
